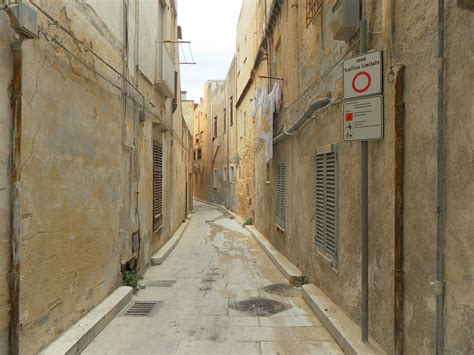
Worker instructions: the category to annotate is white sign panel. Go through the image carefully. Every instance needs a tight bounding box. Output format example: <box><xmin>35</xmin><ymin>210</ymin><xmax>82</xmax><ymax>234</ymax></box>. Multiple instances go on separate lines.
<box><xmin>343</xmin><ymin>51</ymin><xmax>382</xmax><ymax>99</ymax></box>
<box><xmin>343</xmin><ymin>96</ymin><xmax>383</xmax><ymax>141</ymax></box>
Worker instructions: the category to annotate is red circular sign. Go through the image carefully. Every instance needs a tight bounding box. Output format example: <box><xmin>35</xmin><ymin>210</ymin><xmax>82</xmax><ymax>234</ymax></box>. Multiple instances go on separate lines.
<box><xmin>352</xmin><ymin>71</ymin><xmax>372</xmax><ymax>93</ymax></box>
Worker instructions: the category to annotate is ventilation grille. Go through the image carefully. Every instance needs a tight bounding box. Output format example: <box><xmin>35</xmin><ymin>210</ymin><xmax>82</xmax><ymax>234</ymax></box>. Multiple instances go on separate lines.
<box><xmin>315</xmin><ymin>149</ymin><xmax>338</xmax><ymax>262</ymax></box>
<box><xmin>123</xmin><ymin>301</ymin><xmax>162</xmax><ymax>317</ymax></box>
<box><xmin>153</xmin><ymin>143</ymin><xmax>163</xmax><ymax>232</ymax></box>
<box><xmin>276</xmin><ymin>161</ymin><xmax>286</xmax><ymax>229</ymax></box>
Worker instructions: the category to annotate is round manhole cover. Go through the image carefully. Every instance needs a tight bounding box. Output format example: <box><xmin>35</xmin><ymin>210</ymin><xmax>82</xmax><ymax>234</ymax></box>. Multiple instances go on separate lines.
<box><xmin>263</xmin><ymin>283</ymin><xmax>301</xmax><ymax>297</ymax></box>
<box><xmin>229</xmin><ymin>297</ymin><xmax>290</xmax><ymax>317</ymax></box>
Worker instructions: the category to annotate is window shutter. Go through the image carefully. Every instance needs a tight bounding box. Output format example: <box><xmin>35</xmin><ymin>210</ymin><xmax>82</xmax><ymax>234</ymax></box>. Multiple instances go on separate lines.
<box><xmin>276</xmin><ymin>161</ymin><xmax>286</xmax><ymax>229</ymax></box>
<box><xmin>153</xmin><ymin>143</ymin><xmax>163</xmax><ymax>232</ymax></box>
<box><xmin>315</xmin><ymin>148</ymin><xmax>338</xmax><ymax>261</ymax></box>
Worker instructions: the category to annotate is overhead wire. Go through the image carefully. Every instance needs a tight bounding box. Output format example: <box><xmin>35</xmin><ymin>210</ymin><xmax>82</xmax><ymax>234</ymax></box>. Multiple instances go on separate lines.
<box><xmin>30</xmin><ymin>0</ymin><xmax>145</xmax><ymax>106</ymax></box>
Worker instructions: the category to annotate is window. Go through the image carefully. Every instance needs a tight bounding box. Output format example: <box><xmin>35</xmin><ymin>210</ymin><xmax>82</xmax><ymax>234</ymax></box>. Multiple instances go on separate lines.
<box><xmin>230</xmin><ymin>166</ymin><xmax>235</xmax><ymax>184</ymax></box>
<box><xmin>213</xmin><ymin>169</ymin><xmax>218</xmax><ymax>188</ymax></box>
<box><xmin>229</xmin><ymin>97</ymin><xmax>234</xmax><ymax>126</ymax></box>
<box><xmin>306</xmin><ymin>0</ymin><xmax>323</xmax><ymax>28</ymax></box>
<box><xmin>200</xmin><ymin>131</ymin><xmax>204</xmax><ymax>142</ymax></box>
<box><xmin>223</xmin><ymin>109</ymin><xmax>227</xmax><ymax>133</ymax></box>
<box><xmin>315</xmin><ymin>145</ymin><xmax>339</xmax><ymax>263</ymax></box>
<box><xmin>213</xmin><ymin>116</ymin><xmax>217</xmax><ymax>138</ymax></box>
<box><xmin>197</xmin><ymin>149</ymin><xmax>202</xmax><ymax>160</ymax></box>
<box><xmin>153</xmin><ymin>143</ymin><xmax>163</xmax><ymax>232</ymax></box>
<box><xmin>224</xmin><ymin>167</ymin><xmax>227</xmax><ymax>182</ymax></box>
<box><xmin>276</xmin><ymin>161</ymin><xmax>286</xmax><ymax>229</ymax></box>
<box><xmin>195</xmin><ymin>134</ymin><xmax>199</xmax><ymax>144</ymax></box>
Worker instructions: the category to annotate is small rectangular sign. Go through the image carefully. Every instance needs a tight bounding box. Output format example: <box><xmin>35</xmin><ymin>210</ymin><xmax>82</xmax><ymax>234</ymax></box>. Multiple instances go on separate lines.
<box><xmin>343</xmin><ymin>96</ymin><xmax>383</xmax><ymax>141</ymax></box>
<box><xmin>343</xmin><ymin>51</ymin><xmax>382</xmax><ymax>100</ymax></box>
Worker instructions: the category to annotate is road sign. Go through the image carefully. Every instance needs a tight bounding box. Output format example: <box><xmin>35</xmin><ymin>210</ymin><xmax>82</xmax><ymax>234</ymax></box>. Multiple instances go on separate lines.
<box><xmin>343</xmin><ymin>51</ymin><xmax>382</xmax><ymax>99</ymax></box>
<box><xmin>343</xmin><ymin>96</ymin><xmax>383</xmax><ymax>141</ymax></box>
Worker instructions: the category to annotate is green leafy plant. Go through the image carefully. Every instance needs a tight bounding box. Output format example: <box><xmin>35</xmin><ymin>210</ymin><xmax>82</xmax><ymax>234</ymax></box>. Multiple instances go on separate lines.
<box><xmin>122</xmin><ymin>270</ymin><xmax>145</xmax><ymax>292</ymax></box>
<box><xmin>243</xmin><ymin>217</ymin><xmax>253</xmax><ymax>227</ymax></box>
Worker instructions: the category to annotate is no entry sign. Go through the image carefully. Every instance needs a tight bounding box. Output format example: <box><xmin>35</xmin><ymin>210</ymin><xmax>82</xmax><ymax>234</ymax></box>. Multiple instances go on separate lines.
<box><xmin>343</xmin><ymin>51</ymin><xmax>382</xmax><ymax>99</ymax></box>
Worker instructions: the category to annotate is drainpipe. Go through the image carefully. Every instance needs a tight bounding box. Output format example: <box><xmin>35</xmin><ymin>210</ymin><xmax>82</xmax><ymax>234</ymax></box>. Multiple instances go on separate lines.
<box><xmin>9</xmin><ymin>34</ymin><xmax>24</xmax><ymax>355</ymax></box>
<box><xmin>272</xmin><ymin>97</ymin><xmax>330</xmax><ymax>144</ymax></box>
<box><xmin>394</xmin><ymin>65</ymin><xmax>405</xmax><ymax>355</ymax></box>
<box><xmin>435</xmin><ymin>0</ymin><xmax>446</xmax><ymax>353</ymax></box>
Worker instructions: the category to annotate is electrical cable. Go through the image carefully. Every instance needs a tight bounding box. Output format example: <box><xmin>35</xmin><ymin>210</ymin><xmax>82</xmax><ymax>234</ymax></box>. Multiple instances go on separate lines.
<box><xmin>30</xmin><ymin>0</ymin><xmax>145</xmax><ymax>105</ymax></box>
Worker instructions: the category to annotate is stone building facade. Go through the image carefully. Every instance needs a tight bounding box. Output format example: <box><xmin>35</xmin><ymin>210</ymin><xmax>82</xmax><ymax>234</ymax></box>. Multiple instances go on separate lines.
<box><xmin>195</xmin><ymin>0</ymin><xmax>473</xmax><ymax>354</ymax></box>
<box><xmin>0</xmin><ymin>0</ymin><xmax>192</xmax><ymax>353</ymax></box>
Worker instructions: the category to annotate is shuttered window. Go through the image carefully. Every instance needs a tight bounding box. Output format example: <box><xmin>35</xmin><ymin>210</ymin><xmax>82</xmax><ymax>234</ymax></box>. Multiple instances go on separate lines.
<box><xmin>276</xmin><ymin>161</ymin><xmax>286</xmax><ymax>229</ymax></box>
<box><xmin>153</xmin><ymin>143</ymin><xmax>163</xmax><ymax>232</ymax></box>
<box><xmin>315</xmin><ymin>148</ymin><xmax>338</xmax><ymax>262</ymax></box>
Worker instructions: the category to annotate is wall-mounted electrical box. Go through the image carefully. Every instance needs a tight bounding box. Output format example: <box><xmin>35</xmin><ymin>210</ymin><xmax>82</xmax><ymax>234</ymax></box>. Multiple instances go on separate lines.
<box><xmin>7</xmin><ymin>2</ymin><xmax>38</xmax><ymax>39</ymax></box>
<box><xmin>327</xmin><ymin>0</ymin><xmax>360</xmax><ymax>42</ymax></box>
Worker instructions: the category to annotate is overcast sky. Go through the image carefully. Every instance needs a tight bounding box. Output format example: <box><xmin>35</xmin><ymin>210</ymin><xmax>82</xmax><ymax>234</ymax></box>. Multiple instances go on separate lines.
<box><xmin>177</xmin><ymin>0</ymin><xmax>243</xmax><ymax>103</ymax></box>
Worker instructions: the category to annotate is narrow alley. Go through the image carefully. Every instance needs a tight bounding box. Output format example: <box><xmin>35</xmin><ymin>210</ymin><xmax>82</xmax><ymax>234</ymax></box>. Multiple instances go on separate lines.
<box><xmin>0</xmin><ymin>0</ymin><xmax>472</xmax><ymax>354</ymax></box>
<box><xmin>83</xmin><ymin>202</ymin><xmax>342</xmax><ymax>355</ymax></box>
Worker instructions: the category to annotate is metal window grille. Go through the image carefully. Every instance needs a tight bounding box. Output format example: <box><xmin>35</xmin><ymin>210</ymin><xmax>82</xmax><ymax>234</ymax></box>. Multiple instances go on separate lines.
<box><xmin>276</xmin><ymin>161</ymin><xmax>286</xmax><ymax>229</ymax></box>
<box><xmin>153</xmin><ymin>143</ymin><xmax>163</xmax><ymax>232</ymax></box>
<box><xmin>315</xmin><ymin>148</ymin><xmax>338</xmax><ymax>262</ymax></box>
<box><xmin>306</xmin><ymin>0</ymin><xmax>323</xmax><ymax>28</ymax></box>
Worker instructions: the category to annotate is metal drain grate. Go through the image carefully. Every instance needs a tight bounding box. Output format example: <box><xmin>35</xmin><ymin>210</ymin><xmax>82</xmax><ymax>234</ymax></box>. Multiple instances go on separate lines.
<box><xmin>146</xmin><ymin>280</ymin><xmax>176</xmax><ymax>287</ymax></box>
<box><xmin>229</xmin><ymin>297</ymin><xmax>290</xmax><ymax>317</ymax></box>
<box><xmin>123</xmin><ymin>301</ymin><xmax>162</xmax><ymax>316</ymax></box>
<box><xmin>263</xmin><ymin>283</ymin><xmax>301</xmax><ymax>297</ymax></box>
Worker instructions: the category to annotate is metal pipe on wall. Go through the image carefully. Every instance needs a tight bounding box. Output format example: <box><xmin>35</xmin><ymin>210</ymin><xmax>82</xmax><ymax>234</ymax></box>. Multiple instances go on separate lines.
<box><xmin>435</xmin><ymin>0</ymin><xmax>446</xmax><ymax>353</ymax></box>
<box><xmin>272</xmin><ymin>97</ymin><xmax>330</xmax><ymax>144</ymax></box>
<box><xmin>9</xmin><ymin>35</ymin><xmax>24</xmax><ymax>355</ymax></box>
<box><xmin>394</xmin><ymin>65</ymin><xmax>405</xmax><ymax>355</ymax></box>
<box><xmin>359</xmin><ymin>0</ymin><xmax>369</xmax><ymax>344</ymax></box>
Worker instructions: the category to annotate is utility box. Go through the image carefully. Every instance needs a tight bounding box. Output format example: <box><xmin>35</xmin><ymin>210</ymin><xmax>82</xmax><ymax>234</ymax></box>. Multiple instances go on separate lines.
<box><xmin>327</xmin><ymin>0</ymin><xmax>360</xmax><ymax>42</ymax></box>
<box><xmin>8</xmin><ymin>2</ymin><xmax>38</xmax><ymax>39</ymax></box>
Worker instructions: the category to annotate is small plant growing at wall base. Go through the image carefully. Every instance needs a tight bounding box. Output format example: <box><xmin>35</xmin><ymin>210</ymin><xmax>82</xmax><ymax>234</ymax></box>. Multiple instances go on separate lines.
<box><xmin>243</xmin><ymin>217</ymin><xmax>253</xmax><ymax>227</ymax></box>
<box><xmin>122</xmin><ymin>270</ymin><xmax>145</xmax><ymax>292</ymax></box>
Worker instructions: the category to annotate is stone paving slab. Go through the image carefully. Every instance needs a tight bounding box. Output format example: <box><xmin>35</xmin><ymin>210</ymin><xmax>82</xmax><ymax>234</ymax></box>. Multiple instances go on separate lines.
<box><xmin>83</xmin><ymin>201</ymin><xmax>341</xmax><ymax>354</ymax></box>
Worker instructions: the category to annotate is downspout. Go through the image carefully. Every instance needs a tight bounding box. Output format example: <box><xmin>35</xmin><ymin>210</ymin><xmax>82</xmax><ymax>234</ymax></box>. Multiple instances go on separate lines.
<box><xmin>435</xmin><ymin>0</ymin><xmax>446</xmax><ymax>353</ymax></box>
<box><xmin>9</xmin><ymin>34</ymin><xmax>24</xmax><ymax>355</ymax></box>
<box><xmin>394</xmin><ymin>65</ymin><xmax>405</xmax><ymax>355</ymax></box>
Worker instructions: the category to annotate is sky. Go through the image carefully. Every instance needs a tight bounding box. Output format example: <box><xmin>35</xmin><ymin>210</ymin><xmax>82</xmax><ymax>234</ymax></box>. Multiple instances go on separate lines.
<box><xmin>177</xmin><ymin>0</ymin><xmax>243</xmax><ymax>103</ymax></box>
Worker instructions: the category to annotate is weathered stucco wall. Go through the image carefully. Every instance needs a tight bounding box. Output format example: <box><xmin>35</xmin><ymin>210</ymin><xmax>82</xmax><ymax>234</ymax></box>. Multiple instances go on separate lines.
<box><xmin>197</xmin><ymin>0</ymin><xmax>473</xmax><ymax>354</ymax></box>
<box><xmin>439</xmin><ymin>3</ymin><xmax>473</xmax><ymax>353</ymax></box>
<box><xmin>0</xmin><ymin>0</ymin><xmax>192</xmax><ymax>353</ymax></box>
<box><xmin>0</xmin><ymin>14</ymin><xmax>12</xmax><ymax>352</ymax></box>
<box><xmin>224</xmin><ymin>58</ymin><xmax>237</xmax><ymax>212</ymax></box>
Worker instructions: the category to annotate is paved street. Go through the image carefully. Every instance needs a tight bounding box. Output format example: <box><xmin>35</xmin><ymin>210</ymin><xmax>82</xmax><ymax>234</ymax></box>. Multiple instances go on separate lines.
<box><xmin>84</xmin><ymin>201</ymin><xmax>342</xmax><ymax>354</ymax></box>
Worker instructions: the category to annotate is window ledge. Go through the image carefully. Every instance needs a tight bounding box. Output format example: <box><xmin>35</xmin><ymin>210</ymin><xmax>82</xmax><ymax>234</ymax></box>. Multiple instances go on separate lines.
<box><xmin>275</xmin><ymin>223</ymin><xmax>285</xmax><ymax>233</ymax></box>
<box><xmin>313</xmin><ymin>250</ymin><xmax>338</xmax><ymax>272</ymax></box>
